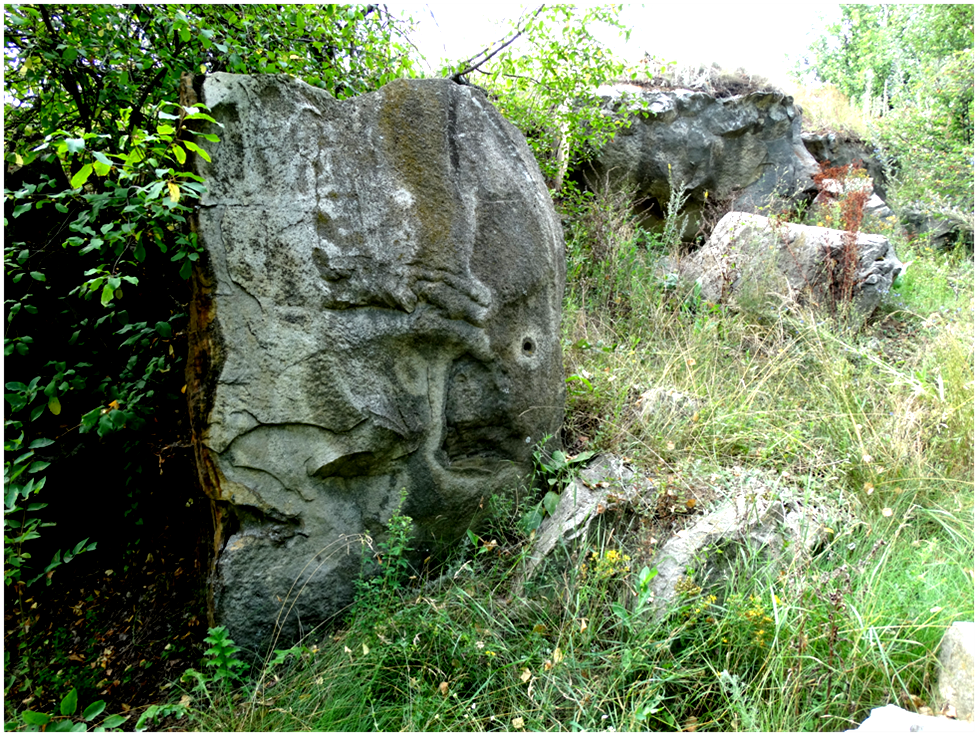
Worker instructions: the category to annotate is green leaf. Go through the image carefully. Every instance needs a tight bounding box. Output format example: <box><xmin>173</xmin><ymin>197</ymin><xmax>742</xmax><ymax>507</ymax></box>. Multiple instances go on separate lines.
<box><xmin>47</xmin><ymin>396</ymin><xmax>61</xmax><ymax>416</ymax></box>
<box><xmin>466</xmin><ymin>529</ymin><xmax>479</xmax><ymax>547</ymax></box>
<box><xmin>60</xmin><ymin>687</ymin><xmax>79</xmax><ymax>716</ymax></box>
<box><xmin>30</xmin><ymin>271</ymin><xmax>46</xmax><ymax>281</ymax></box>
<box><xmin>28</xmin><ymin>460</ymin><xmax>51</xmax><ymax>472</ymax></box>
<box><xmin>542</xmin><ymin>491</ymin><xmax>561</xmax><ymax>516</ymax></box>
<box><xmin>520</xmin><ymin>506</ymin><xmax>545</xmax><ymax>534</ymax></box>
<box><xmin>65</xmin><ymin>137</ymin><xmax>85</xmax><ymax>154</ymax></box>
<box><xmin>101</xmin><ymin>284</ymin><xmax>115</xmax><ymax>306</ymax></box>
<box><xmin>23</xmin><ymin>711</ymin><xmax>51</xmax><ymax>725</ymax></box>
<box><xmin>154</xmin><ymin>321</ymin><xmax>173</xmax><ymax>338</ymax></box>
<box><xmin>182</xmin><ymin>140</ymin><xmax>211</xmax><ymax>162</ymax></box>
<box><xmin>29</xmin><ymin>438</ymin><xmax>55</xmax><ymax>449</ymax></box>
<box><xmin>100</xmin><ymin>714</ymin><xmax>129</xmax><ymax>729</ymax></box>
<box><xmin>172</xmin><ymin>145</ymin><xmax>186</xmax><ymax>165</ymax></box>
<box><xmin>70</xmin><ymin>163</ymin><xmax>94</xmax><ymax>189</ymax></box>
<box><xmin>183</xmin><ymin>111</ymin><xmax>219</xmax><ymax>125</ymax></box>
<box><xmin>93</xmin><ymin>158</ymin><xmax>112</xmax><ymax>177</ymax></box>
<box><xmin>48</xmin><ymin>720</ymin><xmax>79</xmax><ymax>731</ymax></box>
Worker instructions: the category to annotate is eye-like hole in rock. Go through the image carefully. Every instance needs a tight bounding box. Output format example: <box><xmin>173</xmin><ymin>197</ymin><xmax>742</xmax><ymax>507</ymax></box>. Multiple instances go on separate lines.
<box><xmin>521</xmin><ymin>337</ymin><xmax>535</xmax><ymax>356</ymax></box>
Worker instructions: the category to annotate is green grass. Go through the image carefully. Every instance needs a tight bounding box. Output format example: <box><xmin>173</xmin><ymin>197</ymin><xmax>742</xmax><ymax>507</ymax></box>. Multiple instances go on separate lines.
<box><xmin>160</xmin><ymin>185</ymin><xmax>975</xmax><ymax>732</ymax></box>
<box><xmin>11</xmin><ymin>182</ymin><xmax>968</xmax><ymax>733</ymax></box>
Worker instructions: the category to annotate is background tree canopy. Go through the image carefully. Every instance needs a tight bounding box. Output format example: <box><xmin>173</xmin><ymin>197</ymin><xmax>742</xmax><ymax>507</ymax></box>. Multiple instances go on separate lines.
<box><xmin>796</xmin><ymin>3</ymin><xmax>974</xmax><ymax>230</ymax></box>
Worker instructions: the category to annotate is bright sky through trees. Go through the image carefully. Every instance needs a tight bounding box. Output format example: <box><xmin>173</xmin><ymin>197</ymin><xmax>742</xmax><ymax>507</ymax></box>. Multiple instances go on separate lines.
<box><xmin>402</xmin><ymin>2</ymin><xmax>844</xmax><ymax>90</ymax></box>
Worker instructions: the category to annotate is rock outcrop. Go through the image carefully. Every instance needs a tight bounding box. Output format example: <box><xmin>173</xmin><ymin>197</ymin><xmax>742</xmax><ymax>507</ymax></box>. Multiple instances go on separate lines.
<box><xmin>187</xmin><ymin>74</ymin><xmax>565</xmax><ymax>656</ymax></box>
<box><xmin>802</xmin><ymin>132</ymin><xmax>888</xmax><ymax>200</ymax></box>
<box><xmin>677</xmin><ymin>211</ymin><xmax>904</xmax><ymax>320</ymax></box>
<box><xmin>580</xmin><ymin>85</ymin><xmax>820</xmax><ymax>237</ymax></box>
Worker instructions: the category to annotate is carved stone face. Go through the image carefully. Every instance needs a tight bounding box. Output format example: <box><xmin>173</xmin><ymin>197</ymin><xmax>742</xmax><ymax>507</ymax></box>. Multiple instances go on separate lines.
<box><xmin>189</xmin><ymin>75</ymin><xmax>565</xmax><ymax>655</ymax></box>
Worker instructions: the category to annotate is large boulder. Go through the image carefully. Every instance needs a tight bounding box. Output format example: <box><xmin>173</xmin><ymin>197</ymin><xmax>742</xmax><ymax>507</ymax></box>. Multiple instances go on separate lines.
<box><xmin>677</xmin><ymin>212</ymin><xmax>904</xmax><ymax>320</ymax></box>
<box><xmin>580</xmin><ymin>85</ymin><xmax>820</xmax><ymax>237</ymax></box>
<box><xmin>186</xmin><ymin>74</ymin><xmax>565</xmax><ymax>656</ymax></box>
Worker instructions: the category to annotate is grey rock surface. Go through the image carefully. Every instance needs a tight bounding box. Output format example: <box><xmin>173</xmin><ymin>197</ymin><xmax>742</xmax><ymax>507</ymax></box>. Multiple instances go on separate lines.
<box><xmin>678</xmin><ymin>211</ymin><xmax>903</xmax><ymax>320</ymax></box>
<box><xmin>802</xmin><ymin>132</ymin><xmax>888</xmax><ymax>200</ymax></box>
<box><xmin>938</xmin><ymin>621</ymin><xmax>975</xmax><ymax>722</ymax></box>
<box><xmin>582</xmin><ymin>85</ymin><xmax>820</xmax><ymax>237</ymax></box>
<box><xmin>645</xmin><ymin>484</ymin><xmax>836</xmax><ymax>620</ymax></box>
<box><xmin>517</xmin><ymin>455</ymin><xmax>653</xmax><ymax>588</ymax></box>
<box><xmin>843</xmin><ymin>704</ymin><xmax>972</xmax><ymax>733</ymax></box>
<box><xmin>187</xmin><ymin>74</ymin><xmax>565</xmax><ymax>656</ymax></box>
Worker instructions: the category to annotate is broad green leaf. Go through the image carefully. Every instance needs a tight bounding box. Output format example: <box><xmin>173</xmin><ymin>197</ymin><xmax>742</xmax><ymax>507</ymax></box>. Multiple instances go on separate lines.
<box><xmin>183</xmin><ymin>140</ymin><xmax>211</xmax><ymax>162</ymax></box>
<box><xmin>47</xmin><ymin>397</ymin><xmax>61</xmax><ymax>416</ymax></box>
<box><xmin>65</xmin><ymin>137</ymin><xmax>85</xmax><ymax>154</ymax></box>
<box><xmin>101</xmin><ymin>284</ymin><xmax>115</xmax><ymax>306</ymax></box>
<box><xmin>542</xmin><ymin>491</ymin><xmax>561</xmax><ymax>516</ymax></box>
<box><xmin>520</xmin><ymin>506</ymin><xmax>544</xmax><ymax>534</ymax></box>
<box><xmin>48</xmin><ymin>720</ymin><xmax>79</xmax><ymax>731</ymax></box>
<box><xmin>100</xmin><ymin>714</ymin><xmax>128</xmax><ymax>729</ymax></box>
<box><xmin>183</xmin><ymin>111</ymin><xmax>219</xmax><ymax>125</ymax></box>
<box><xmin>30</xmin><ymin>271</ymin><xmax>46</xmax><ymax>281</ymax></box>
<box><xmin>145</xmin><ymin>180</ymin><xmax>165</xmax><ymax>199</ymax></box>
<box><xmin>172</xmin><ymin>145</ymin><xmax>186</xmax><ymax>165</ymax></box>
<box><xmin>70</xmin><ymin>163</ymin><xmax>94</xmax><ymax>189</ymax></box>
<box><xmin>82</xmin><ymin>700</ymin><xmax>105</xmax><ymax>721</ymax></box>
<box><xmin>154</xmin><ymin>321</ymin><xmax>173</xmax><ymax>338</ymax></box>
<box><xmin>93</xmin><ymin>151</ymin><xmax>113</xmax><ymax>167</ymax></box>
<box><xmin>28</xmin><ymin>438</ymin><xmax>55</xmax><ymax>449</ymax></box>
<box><xmin>22</xmin><ymin>711</ymin><xmax>51</xmax><ymax>726</ymax></box>
<box><xmin>93</xmin><ymin>158</ymin><xmax>111</xmax><ymax>177</ymax></box>
<box><xmin>60</xmin><ymin>687</ymin><xmax>79</xmax><ymax>716</ymax></box>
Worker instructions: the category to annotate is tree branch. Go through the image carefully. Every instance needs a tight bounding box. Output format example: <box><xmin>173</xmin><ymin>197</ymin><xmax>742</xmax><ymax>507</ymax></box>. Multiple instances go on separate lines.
<box><xmin>450</xmin><ymin>4</ymin><xmax>545</xmax><ymax>82</ymax></box>
<box><xmin>39</xmin><ymin>4</ymin><xmax>93</xmax><ymax>130</ymax></box>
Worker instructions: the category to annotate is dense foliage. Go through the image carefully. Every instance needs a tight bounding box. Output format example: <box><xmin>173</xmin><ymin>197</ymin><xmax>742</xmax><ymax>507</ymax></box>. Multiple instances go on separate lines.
<box><xmin>3</xmin><ymin>2</ymin><xmax>418</xmax><ymax>588</ymax></box>
<box><xmin>796</xmin><ymin>4</ymin><xmax>974</xmax><ymax>231</ymax></box>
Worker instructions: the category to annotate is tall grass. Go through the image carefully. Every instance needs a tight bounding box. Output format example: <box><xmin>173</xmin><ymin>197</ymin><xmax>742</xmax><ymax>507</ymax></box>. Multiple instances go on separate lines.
<box><xmin>176</xmin><ymin>185</ymin><xmax>972</xmax><ymax>732</ymax></box>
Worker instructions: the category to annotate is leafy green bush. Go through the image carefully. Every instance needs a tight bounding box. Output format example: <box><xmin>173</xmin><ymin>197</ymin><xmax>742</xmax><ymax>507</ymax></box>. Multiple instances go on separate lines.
<box><xmin>5</xmin><ymin>687</ymin><xmax>128</xmax><ymax>732</ymax></box>
<box><xmin>2</xmin><ymin>2</ymin><xmax>420</xmax><ymax>589</ymax></box>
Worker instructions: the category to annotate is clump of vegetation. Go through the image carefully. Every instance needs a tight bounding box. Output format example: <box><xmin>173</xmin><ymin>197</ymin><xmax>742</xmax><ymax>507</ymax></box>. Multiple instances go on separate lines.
<box><xmin>622</xmin><ymin>58</ymin><xmax>780</xmax><ymax>98</ymax></box>
<box><xmin>795</xmin><ymin>3</ymin><xmax>974</xmax><ymax>242</ymax></box>
<box><xmin>791</xmin><ymin>83</ymin><xmax>871</xmax><ymax>139</ymax></box>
